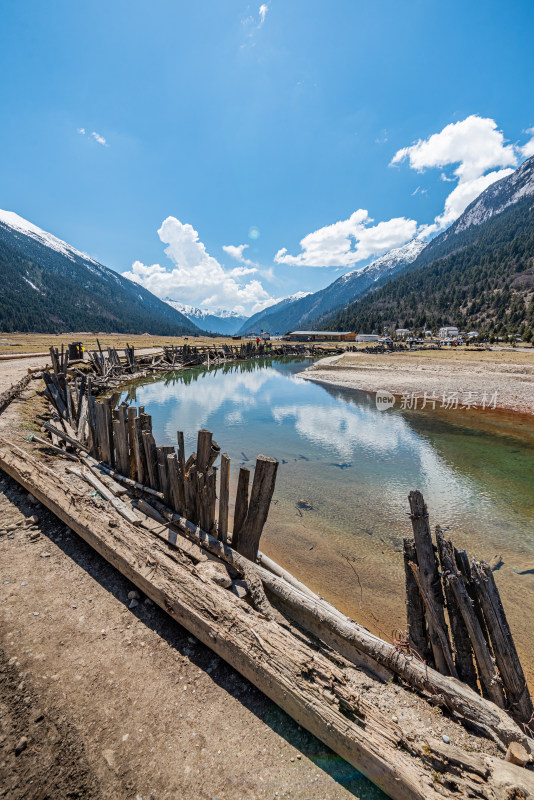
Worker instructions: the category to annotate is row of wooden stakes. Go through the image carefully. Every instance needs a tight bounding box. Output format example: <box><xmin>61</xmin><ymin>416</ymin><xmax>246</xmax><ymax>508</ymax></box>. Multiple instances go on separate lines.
<box><xmin>405</xmin><ymin>490</ymin><xmax>533</xmax><ymax>727</ymax></box>
<box><xmin>87</xmin><ymin>398</ymin><xmax>278</xmax><ymax>563</ymax></box>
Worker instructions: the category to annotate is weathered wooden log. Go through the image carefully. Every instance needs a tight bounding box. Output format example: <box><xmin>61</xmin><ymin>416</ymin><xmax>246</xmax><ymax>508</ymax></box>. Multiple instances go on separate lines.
<box><xmin>438</xmin><ymin>537</ymin><xmax>506</xmax><ymax>709</ymax></box>
<box><xmin>218</xmin><ymin>453</ymin><xmax>230</xmax><ymax>543</ymax></box>
<box><xmin>235</xmin><ymin>456</ymin><xmax>278</xmax><ymax>561</ymax></box>
<box><xmin>232</xmin><ymin>467</ymin><xmax>250</xmax><ymax>550</ymax></box>
<box><xmin>81</xmin><ymin>455</ymin><xmax>163</xmax><ymax>499</ymax></box>
<box><xmin>29</xmin><ymin>434</ymin><xmax>78</xmax><ymax>461</ymax></box>
<box><xmin>43</xmin><ymin>422</ymin><xmax>89</xmax><ymax>453</ymax></box>
<box><xmin>196</xmin><ymin>430</ymin><xmax>213</xmax><ymax>473</ymax></box>
<box><xmin>142</xmin><ymin>430</ymin><xmax>159</xmax><ymax>491</ymax></box>
<box><xmin>156</xmin><ymin>445</ymin><xmax>174</xmax><ymax>506</ymax></box>
<box><xmin>3</xmin><ymin>439</ymin><xmax>532</xmax><ymax>799</ymax></box>
<box><xmin>146</xmin><ymin>495</ymin><xmax>531</xmax><ymax>752</ymax></box>
<box><xmin>114</xmin><ymin>406</ymin><xmax>130</xmax><ymax>477</ymax></box>
<box><xmin>471</xmin><ymin>560</ymin><xmax>534</xmax><ymax>727</ymax></box>
<box><xmin>66</xmin><ymin>465</ymin><xmax>140</xmax><ymax>526</ymax></box>
<box><xmin>436</xmin><ymin>528</ymin><xmax>478</xmax><ymax>691</ymax></box>
<box><xmin>403</xmin><ymin>539</ymin><xmax>432</xmax><ymax>664</ymax></box>
<box><xmin>0</xmin><ymin>372</ymin><xmax>34</xmax><ymax>413</ymax></box>
<box><xmin>95</xmin><ymin>399</ymin><xmax>113</xmax><ymax>466</ymax></box>
<box><xmin>127</xmin><ymin>407</ymin><xmax>137</xmax><ymax>481</ymax></box>
<box><xmin>409</xmin><ymin>562</ymin><xmax>458</xmax><ymax>678</ymax></box>
<box><xmin>132</xmin><ymin>416</ymin><xmax>146</xmax><ymax>486</ymax></box>
<box><xmin>408</xmin><ymin>491</ymin><xmax>452</xmax><ymax>675</ymax></box>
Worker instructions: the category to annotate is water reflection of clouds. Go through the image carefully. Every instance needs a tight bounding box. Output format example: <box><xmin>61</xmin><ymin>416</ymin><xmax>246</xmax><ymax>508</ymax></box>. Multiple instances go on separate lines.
<box><xmin>272</xmin><ymin>400</ymin><xmax>474</xmax><ymax>510</ymax></box>
<box><xmin>131</xmin><ymin>369</ymin><xmax>272</xmax><ymax>440</ymax></box>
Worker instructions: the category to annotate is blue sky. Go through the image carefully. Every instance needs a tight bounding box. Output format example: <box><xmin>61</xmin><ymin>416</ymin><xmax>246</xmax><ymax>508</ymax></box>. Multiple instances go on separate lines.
<box><xmin>1</xmin><ymin>0</ymin><xmax>534</xmax><ymax>313</ymax></box>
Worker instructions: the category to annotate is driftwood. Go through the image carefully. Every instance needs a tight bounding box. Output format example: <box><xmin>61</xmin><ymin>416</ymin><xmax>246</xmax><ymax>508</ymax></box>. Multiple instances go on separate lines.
<box><xmin>1</xmin><ymin>437</ymin><xmax>533</xmax><ymax>800</ymax></box>
<box><xmin>0</xmin><ymin>371</ymin><xmax>35</xmax><ymax>412</ymax></box>
<box><xmin>145</xmin><ymin>496</ymin><xmax>532</xmax><ymax>752</ymax></box>
<box><xmin>471</xmin><ymin>559</ymin><xmax>534</xmax><ymax>726</ymax></box>
<box><xmin>408</xmin><ymin>491</ymin><xmax>452</xmax><ymax>674</ymax></box>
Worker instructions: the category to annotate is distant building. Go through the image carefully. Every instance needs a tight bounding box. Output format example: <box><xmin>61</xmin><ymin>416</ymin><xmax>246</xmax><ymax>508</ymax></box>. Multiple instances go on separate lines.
<box><xmin>439</xmin><ymin>326</ymin><xmax>459</xmax><ymax>339</ymax></box>
<box><xmin>355</xmin><ymin>334</ymin><xmax>379</xmax><ymax>342</ymax></box>
<box><xmin>466</xmin><ymin>331</ymin><xmax>479</xmax><ymax>339</ymax></box>
<box><xmin>287</xmin><ymin>330</ymin><xmax>356</xmax><ymax>342</ymax></box>
<box><xmin>395</xmin><ymin>328</ymin><xmax>410</xmax><ymax>337</ymax></box>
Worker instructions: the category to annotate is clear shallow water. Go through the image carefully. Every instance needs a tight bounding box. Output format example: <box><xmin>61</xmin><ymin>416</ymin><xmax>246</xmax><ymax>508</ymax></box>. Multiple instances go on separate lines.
<box><xmin>120</xmin><ymin>357</ymin><xmax>534</xmax><ymax>674</ymax></box>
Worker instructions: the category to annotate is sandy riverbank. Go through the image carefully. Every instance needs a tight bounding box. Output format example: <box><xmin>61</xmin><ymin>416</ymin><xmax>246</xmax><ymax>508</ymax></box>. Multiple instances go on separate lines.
<box><xmin>303</xmin><ymin>348</ymin><xmax>534</xmax><ymax>415</ymax></box>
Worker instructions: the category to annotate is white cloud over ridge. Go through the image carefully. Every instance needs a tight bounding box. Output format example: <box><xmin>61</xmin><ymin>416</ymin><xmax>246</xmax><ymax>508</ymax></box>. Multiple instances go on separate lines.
<box><xmin>222</xmin><ymin>243</ymin><xmax>258</xmax><ymax>267</ymax></box>
<box><xmin>274</xmin><ymin>210</ymin><xmax>418</xmax><ymax>268</ymax></box>
<box><xmin>123</xmin><ymin>217</ymin><xmax>275</xmax><ymax>314</ymax></box>
<box><xmin>391</xmin><ymin>115</ymin><xmax>520</xmax><ymax>234</ymax></box>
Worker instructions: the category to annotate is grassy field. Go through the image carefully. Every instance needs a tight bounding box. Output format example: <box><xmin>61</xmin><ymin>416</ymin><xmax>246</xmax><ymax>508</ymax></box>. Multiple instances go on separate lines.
<box><xmin>0</xmin><ymin>332</ymin><xmax>247</xmax><ymax>355</ymax></box>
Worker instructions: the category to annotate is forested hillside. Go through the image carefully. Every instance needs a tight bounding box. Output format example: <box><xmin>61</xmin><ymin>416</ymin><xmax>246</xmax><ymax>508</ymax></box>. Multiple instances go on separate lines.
<box><xmin>326</xmin><ymin>196</ymin><xmax>534</xmax><ymax>339</ymax></box>
<box><xmin>0</xmin><ymin>218</ymin><xmax>200</xmax><ymax>335</ymax></box>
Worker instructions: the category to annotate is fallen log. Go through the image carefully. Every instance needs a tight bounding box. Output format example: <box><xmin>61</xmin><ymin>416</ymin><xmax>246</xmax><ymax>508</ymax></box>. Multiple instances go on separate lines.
<box><xmin>0</xmin><ymin>372</ymin><xmax>35</xmax><ymax>413</ymax></box>
<box><xmin>146</xmin><ymin>496</ymin><xmax>533</xmax><ymax>752</ymax></box>
<box><xmin>1</xmin><ymin>437</ymin><xmax>533</xmax><ymax>800</ymax></box>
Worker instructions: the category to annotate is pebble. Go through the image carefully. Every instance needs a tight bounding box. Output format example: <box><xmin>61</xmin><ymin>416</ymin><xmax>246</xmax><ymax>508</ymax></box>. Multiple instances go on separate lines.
<box><xmin>30</xmin><ymin>515</ymin><xmax>39</xmax><ymax>524</ymax></box>
<box><xmin>129</xmin><ymin>598</ymin><xmax>139</xmax><ymax>609</ymax></box>
<box><xmin>127</xmin><ymin>590</ymin><xmax>140</xmax><ymax>601</ymax></box>
<box><xmin>442</xmin><ymin>735</ymin><xmax>450</xmax><ymax>744</ymax></box>
<box><xmin>14</xmin><ymin>736</ymin><xmax>28</xmax><ymax>755</ymax></box>
<box><xmin>40</xmin><ymin>552</ymin><xmax>51</xmax><ymax>558</ymax></box>
<box><xmin>33</xmin><ymin>612</ymin><xmax>39</xmax><ymax>617</ymax></box>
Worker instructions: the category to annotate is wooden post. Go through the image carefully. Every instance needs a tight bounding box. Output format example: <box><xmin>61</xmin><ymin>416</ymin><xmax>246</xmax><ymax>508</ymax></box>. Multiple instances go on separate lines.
<box><xmin>218</xmin><ymin>453</ymin><xmax>230</xmax><ymax>544</ymax></box>
<box><xmin>471</xmin><ymin>560</ymin><xmax>534</xmax><ymax>726</ymax></box>
<box><xmin>235</xmin><ymin>456</ymin><xmax>278</xmax><ymax>562</ymax></box>
<box><xmin>408</xmin><ymin>491</ymin><xmax>452</xmax><ymax>675</ymax></box>
<box><xmin>156</xmin><ymin>446</ymin><xmax>174</xmax><ymax>507</ymax></box>
<box><xmin>132</xmin><ymin>416</ymin><xmax>146</xmax><ymax>486</ymax></box>
<box><xmin>232</xmin><ymin>467</ymin><xmax>250</xmax><ymax>553</ymax></box>
<box><xmin>435</xmin><ymin>529</ymin><xmax>478</xmax><ymax>691</ymax></box>
<box><xmin>196</xmin><ymin>430</ymin><xmax>212</xmax><ymax>473</ymax></box>
<box><xmin>408</xmin><ymin>563</ymin><xmax>458</xmax><ymax>678</ymax></box>
<box><xmin>127</xmin><ymin>407</ymin><xmax>137</xmax><ymax>481</ymax></box>
<box><xmin>114</xmin><ymin>406</ymin><xmax>130</xmax><ymax>477</ymax></box>
<box><xmin>95</xmin><ymin>399</ymin><xmax>114</xmax><ymax>466</ymax></box>
<box><xmin>403</xmin><ymin>539</ymin><xmax>432</xmax><ymax>664</ymax></box>
<box><xmin>142</xmin><ymin>430</ymin><xmax>159</xmax><ymax>491</ymax></box>
<box><xmin>167</xmin><ymin>453</ymin><xmax>183</xmax><ymax>514</ymax></box>
<box><xmin>437</xmin><ymin>538</ymin><xmax>506</xmax><ymax>708</ymax></box>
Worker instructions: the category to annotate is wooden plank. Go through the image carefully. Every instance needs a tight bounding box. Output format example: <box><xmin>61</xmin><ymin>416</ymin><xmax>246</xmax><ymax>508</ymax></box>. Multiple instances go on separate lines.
<box><xmin>167</xmin><ymin>453</ymin><xmax>183</xmax><ymax>514</ymax></box>
<box><xmin>232</xmin><ymin>466</ymin><xmax>250</xmax><ymax>553</ymax></box>
<box><xmin>95</xmin><ymin>400</ymin><xmax>112</xmax><ymax>465</ymax></box>
<box><xmin>115</xmin><ymin>406</ymin><xmax>130</xmax><ymax>477</ymax></box>
<box><xmin>132</xmin><ymin>416</ymin><xmax>146</xmax><ymax>486</ymax></box>
<box><xmin>408</xmin><ymin>562</ymin><xmax>458</xmax><ymax>678</ymax></box>
<box><xmin>127</xmin><ymin>407</ymin><xmax>137</xmax><ymax>481</ymax></box>
<box><xmin>235</xmin><ymin>456</ymin><xmax>278</xmax><ymax>562</ymax></box>
<box><xmin>403</xmin><ymin>539</ymin><xmax>432</xmax><ymax>664</ymax></box>
<box><xmin>471</xmin><ymin>559</ymin><xmax>533</xmax><ymax>725</ymax></box>
<box><xmin>156</xmin><ymin>446</ymin><xmax>174</xmax><ymax>506</ymax></box>
<box><xmin>408</xmin><ymin>490</ymin><xmax>452</xmax><ymax>675</ymax></box>
<box><xmin>66</xmin><ymin>465</ymin><xmax>140</xmax><ymax>526</ymax></box>
<box><xmin>218</xmin><ymin>453</ymin><xmax>230</xmax><ymax>543</ymax></box>
<box><xmin>436</xmin><ymin>529</ymin><xmax>478</xmax><ymax>691</ymax></box>
<box><xmin>142</xmin><ymin>431</ymin><xmax>159</xmax><ymax>491</ymax></box>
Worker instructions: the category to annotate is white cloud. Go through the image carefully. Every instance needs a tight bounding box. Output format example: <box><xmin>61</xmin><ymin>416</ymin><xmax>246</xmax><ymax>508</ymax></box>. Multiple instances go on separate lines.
<box><xmin>77</xmin><ymin>128</ymin><xmax>108</xmax><ymax>146</ymax></box>
<box><xmin>222</xmin><ymin>243</ymin><xmax>258</xmax><ymax>267</ymax></box>
<box><xmin>123</xmin><ymin>217</ymin><xmax>274</xmax><ymax>314</ymax></box>
<box><xmin>259</xmin><ymin>3</ymin><xmax>268</xmax><ymax>26</ymax></box>
<box><xmin>274</xmin><ymin>210</ymin><xmax>418</xmax><ymax>268</ymax></box>
<box><xmin>392</xmin><ymin>115</ymin><xmax>518</xmax><ymax>233</ymax></box>
<box><xmin>91</xmin><ymin>131</ymin><xmax>108</xmax><ymax>146</ymax></box>
<box><xmin>520</xmin><ymin>127</ymin><xmax>534</xmax><ymax>159</ymax></box>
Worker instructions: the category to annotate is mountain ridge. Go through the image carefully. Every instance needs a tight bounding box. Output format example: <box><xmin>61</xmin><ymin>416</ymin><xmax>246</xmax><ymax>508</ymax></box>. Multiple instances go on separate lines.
<box><xmin>0</xmin><ymin>210</ymin><xmax>202</xmax><ymax>335</ymax></box>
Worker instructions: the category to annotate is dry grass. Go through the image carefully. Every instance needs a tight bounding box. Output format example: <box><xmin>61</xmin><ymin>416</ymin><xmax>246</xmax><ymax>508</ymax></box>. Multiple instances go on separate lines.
<box><xmin>341</xmin><ymin>345</ymin><xmax>534</xmax><ymax>367</ymax></box>
<box><xmin>0</xmin><ymin>332</ymin><xmax>244</xmax><ymax>355</ymax></box>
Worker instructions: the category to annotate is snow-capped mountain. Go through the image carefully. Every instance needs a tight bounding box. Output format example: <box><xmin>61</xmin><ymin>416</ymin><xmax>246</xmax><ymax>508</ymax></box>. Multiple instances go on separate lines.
<box><xmin>0</xmin><ymin>209</ymin><xmax>200</xmax><ymax>335</ymax></box>
<box><xmin>165</xmin><ymin>299</ymin><xmax>247</xmax><ymax>335</ymax></box>
<box><xmin>238</xmin><ymin>240</ymin><xmax>426</xmax><ymax>334</ymax></box>
<box><xmin>435</xmin><ymin>154</ymin><xmax>534</xmax><ymax>241</ymax></box>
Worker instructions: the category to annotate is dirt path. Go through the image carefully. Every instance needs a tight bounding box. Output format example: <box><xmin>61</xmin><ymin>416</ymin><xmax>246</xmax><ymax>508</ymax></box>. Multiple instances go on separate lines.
<box><xmin>303</xmin><ymin>349</ymin><xmax>534</xmax><ymax>415</ymax></box>
<box><xmin>0</xmin><ymin>383</ymin><xmax>381</xmax><ymax>800</ymax></box>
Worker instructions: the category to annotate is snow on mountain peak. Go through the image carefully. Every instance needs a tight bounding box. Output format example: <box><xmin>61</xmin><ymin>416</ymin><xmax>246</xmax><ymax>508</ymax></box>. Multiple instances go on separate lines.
<box><xmin>164</xmin><ymin>299</ymin><xmax>246</xmax><ymax>320</ymax></box>
<box><xmin>0</xmin><ymin>208</ymin><xmax>99</xmax><ymax>266</ymax></box>
<box><xmin>340</xmin><ymin>238</ymin><xmax>427</xmax><ymax>283</ymax></box>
